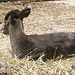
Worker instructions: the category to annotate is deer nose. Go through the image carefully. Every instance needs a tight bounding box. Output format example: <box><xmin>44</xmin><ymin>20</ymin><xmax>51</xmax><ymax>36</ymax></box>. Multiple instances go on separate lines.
<box><xmin>0</xmin><ymin>28</ymin><xmax>4</xmax><ymax>33</ymax></box>
<box><xmin>0</xmin><ymin>24</ymin><xmax>6</xmax><ymax>33</ymax></box>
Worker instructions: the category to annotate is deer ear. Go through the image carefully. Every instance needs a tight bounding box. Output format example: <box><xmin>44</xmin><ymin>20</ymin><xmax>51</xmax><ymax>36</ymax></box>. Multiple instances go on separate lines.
<box><xmin>19</xmin><ymin>6</ymin><xmax>31</xmax><ymax>20</ymax></box>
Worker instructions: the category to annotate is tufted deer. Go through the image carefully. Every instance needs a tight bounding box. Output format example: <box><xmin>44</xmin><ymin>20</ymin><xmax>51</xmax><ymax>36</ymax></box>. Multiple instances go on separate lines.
<box><xmin>1</xmin><ymin>6</ymin><xmax>75</xmax><ymax>61</ymax></box>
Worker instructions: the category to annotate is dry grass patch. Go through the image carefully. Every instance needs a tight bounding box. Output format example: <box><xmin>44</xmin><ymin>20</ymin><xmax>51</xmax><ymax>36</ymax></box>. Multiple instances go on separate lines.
<box><xmin>0</xmin><ymin>1</ymin><xmax>75</xmax><ymax>75</ymax></box>
<box><xmin>0</xmin><ymin>32</ymin><xmax>75</xmax><ymax>75</ymax></box>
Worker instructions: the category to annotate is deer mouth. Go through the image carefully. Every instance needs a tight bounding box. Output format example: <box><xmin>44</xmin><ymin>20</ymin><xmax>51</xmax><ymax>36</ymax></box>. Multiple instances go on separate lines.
<box><xmin>0</xmin><ymin>28</ymin><xmax>9</xmax><ymax>35</ymax></box>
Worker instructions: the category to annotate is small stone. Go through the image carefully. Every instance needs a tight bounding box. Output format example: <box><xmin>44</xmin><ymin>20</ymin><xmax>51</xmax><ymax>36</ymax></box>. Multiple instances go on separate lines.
<box><xmin>0</xmin><ymin>58</ymin><xmax>12</xmax><ymax>75</ymax></box>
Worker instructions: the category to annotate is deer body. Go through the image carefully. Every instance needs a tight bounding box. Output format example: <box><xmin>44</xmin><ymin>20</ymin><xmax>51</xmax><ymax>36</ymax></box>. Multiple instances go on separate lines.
<box><xmin>10</xmin><ymin>25</ymin><xmax>75</xmax><ymax>60</ymax></box>
<box><xmin>2</xmin><ymin>6</ymin><xmax>75</xmax><ymax>60</ymax></box>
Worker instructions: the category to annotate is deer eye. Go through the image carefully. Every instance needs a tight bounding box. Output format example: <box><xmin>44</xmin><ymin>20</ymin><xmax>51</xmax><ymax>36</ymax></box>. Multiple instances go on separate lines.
<box><xmin>13</xmin><ymin>19</ymin><xmax>17</xmax><ymax>21</ymax></box>
<box><xmin>12</xmin><ymin>19</ymin><xmax>17</xmax><ymax>25</ymax></box>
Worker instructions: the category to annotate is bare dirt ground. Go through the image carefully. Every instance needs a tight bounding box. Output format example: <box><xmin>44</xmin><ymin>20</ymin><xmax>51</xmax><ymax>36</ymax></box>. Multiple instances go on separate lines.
<box><xmin>0</xmin><ymin>0</ymin><xmax>75</xmax><ymax>75</ymax></box>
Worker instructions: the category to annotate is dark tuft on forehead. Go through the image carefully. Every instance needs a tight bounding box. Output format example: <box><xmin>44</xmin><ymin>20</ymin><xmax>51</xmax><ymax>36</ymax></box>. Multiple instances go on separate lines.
<box><xmin>4</xmin><ymin>9</ymin><xmax>20</xmax><ymax>20</ymax></box>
